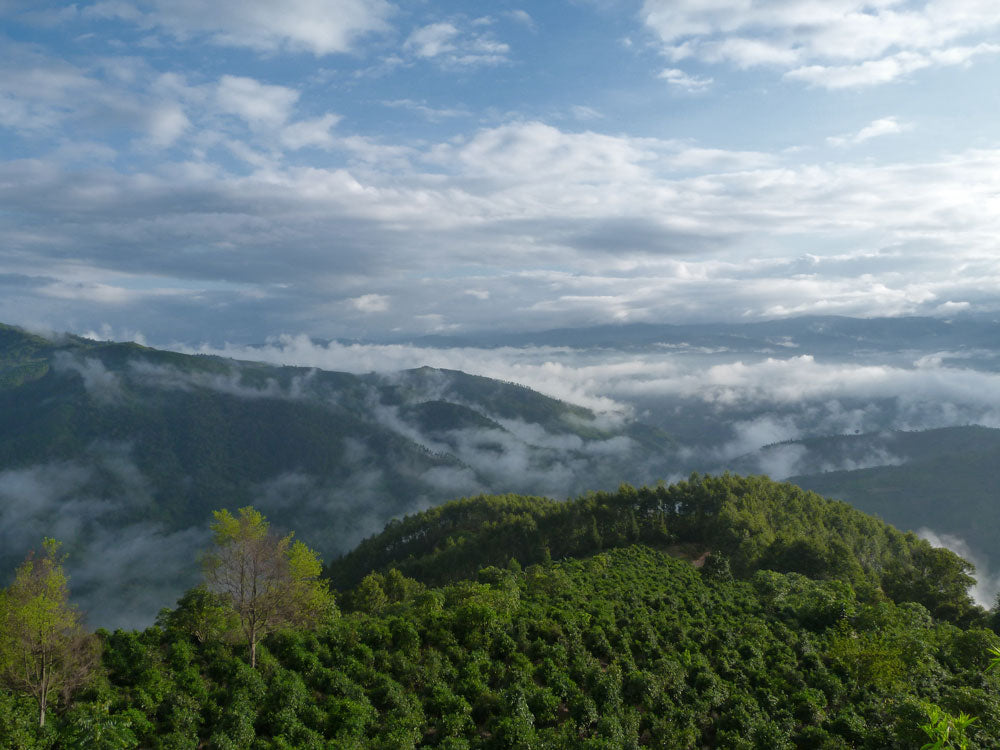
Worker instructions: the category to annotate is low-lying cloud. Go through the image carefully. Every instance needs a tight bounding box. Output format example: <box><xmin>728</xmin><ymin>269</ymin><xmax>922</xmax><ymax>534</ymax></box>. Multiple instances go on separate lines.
<box><xmin>183</xmin><ymin>337</ymin><xmax>1000</xmax><ymax>437</ymax></box>
<box><xmin>0</xmin><ymin>446</ymin><xmax>207</xmax><ymax>630</ymax></box>
<box><xmin>920</xmin><ymin>528</ymin><xmax>1000</xmax><ymax>609</ymax></box>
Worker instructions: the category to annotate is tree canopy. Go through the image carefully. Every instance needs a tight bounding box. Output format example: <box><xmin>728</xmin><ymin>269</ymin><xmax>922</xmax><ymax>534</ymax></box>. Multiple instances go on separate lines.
<box><xmin>203</xmin><ymin>506</ymin><xmax>335</xmax><ymax>667</ymax></box>
<box><xmin>0</xmin><ymin>539</ymin><xmax>96</xmax><ymax>727</ymax></box>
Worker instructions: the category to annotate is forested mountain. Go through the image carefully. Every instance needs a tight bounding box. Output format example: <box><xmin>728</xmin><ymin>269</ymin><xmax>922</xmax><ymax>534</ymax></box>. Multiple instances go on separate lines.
<box><xmin>786</xmin><ymin>426</ymin><xmax>1000</xmax><ymax>557</ymax></box>
<box><xmin>3</xmin><ymin>475</ymin><xmax>999</xmax><ymax>748</ymax></box>
<box><xmin>0</xmin><ymin>324</ymin><xmax>676</xmax><ymax>627</ymax></box>
<box><xmin>406</xmin><ymin>315</ymin><xmax>1000</xmax><ymax>356</ymax></box>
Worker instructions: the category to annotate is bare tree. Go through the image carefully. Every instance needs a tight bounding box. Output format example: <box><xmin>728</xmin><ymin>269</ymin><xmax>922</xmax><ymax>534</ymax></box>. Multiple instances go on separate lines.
<box><xmin>0</xmin><ymin>539</ymin><xmax>97</xmax><ymax>726</ymax></box>
<box><xmin>203</xmin><ymin>507</ymin><xmax>334</xmax><ymax>667</ymax></box>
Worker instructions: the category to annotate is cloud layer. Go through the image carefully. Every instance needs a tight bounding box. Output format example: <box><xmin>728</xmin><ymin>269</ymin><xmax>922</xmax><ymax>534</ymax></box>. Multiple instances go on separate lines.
<box><xmin>642</xmin><ymin>0</ymin><xmax>1000</xmax><ymax>88</ymax></box>
<box><xmin>0</xmin><ymin>1</ymin><xmax>998</xmax><ymax>341</ymax></box>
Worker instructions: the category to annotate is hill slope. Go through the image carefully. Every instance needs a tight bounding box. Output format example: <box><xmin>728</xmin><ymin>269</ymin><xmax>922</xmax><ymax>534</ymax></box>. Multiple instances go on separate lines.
<box><xmin>785</xmin><ymin>426</ymin><xmax>1000</xmax><ymax>557</ymax></box>
<box><xmin>5</xmin><ymin>474</ymin><xmax>999</xmax><ymax>749</ymax></box>
<box><xmin>0</xmin><ymin>324</ymin><xmax>676</xmax><ymax>627</ymax></box>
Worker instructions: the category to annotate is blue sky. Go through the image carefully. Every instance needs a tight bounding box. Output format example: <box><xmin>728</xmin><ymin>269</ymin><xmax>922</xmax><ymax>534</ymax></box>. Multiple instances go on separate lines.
<box><xmin>3</xmin><ymin>0</ymin><xmax>1000</xmax><ymax>344</ymax></box>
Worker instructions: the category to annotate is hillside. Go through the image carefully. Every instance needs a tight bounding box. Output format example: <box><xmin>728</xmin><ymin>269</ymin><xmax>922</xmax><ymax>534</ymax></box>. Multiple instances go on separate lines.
<box><xmin>0</xmin><ymin>324</ymin><xmax>676</xmax><ymax>627</ymax></box>
<box><xmin>705</xmin><ymin>425</ymin><xmax>1000</xmax><ymax>560</ymax></box>
<box><xmin>786</xmin><ymin>426</ymin><xmax>1000</xmax><ymax>557</ymax></box>
<box><xmin>329</xmin><ymin>473</ymin><xmax>983</xmax><ymax>625</ymax></box>
<box><xmin>3</xmin><ymin>475</ymin><xmax>999</xmax><ymax>748</ymax></box>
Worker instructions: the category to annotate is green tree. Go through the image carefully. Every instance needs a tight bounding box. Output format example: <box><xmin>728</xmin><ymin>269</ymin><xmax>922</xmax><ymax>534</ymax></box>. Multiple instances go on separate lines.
<box><xmin>0</xmin><ymin>539</ymin><xmax>96</xmax><ymax>727</ymax></box>
<box><xmin>203</xmin><ymin>507</ymin><xmax>335</xmax><ymax>667</ymax></box>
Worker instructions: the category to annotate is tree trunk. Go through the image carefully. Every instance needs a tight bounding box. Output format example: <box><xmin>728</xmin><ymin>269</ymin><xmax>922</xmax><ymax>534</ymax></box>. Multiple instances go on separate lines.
<box><xmin>38</xmin><ymin>663</ymin><xmax>48</xmax><ymax>727</ymax></box>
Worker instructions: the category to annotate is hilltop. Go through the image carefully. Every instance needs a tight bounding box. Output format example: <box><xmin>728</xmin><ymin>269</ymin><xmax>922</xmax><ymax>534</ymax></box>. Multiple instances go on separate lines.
<box><xmin>3</xmin><ymin>474</ymin><xmax>999</xmax><ymax>748</ymax></box>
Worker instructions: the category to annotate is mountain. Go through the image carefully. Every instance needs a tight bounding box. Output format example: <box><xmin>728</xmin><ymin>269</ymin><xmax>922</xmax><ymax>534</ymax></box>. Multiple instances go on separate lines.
<box><xmin>5</xmin><ymin>475</ymin><xmax>999</xmax><ymax>748</ymax></box>
<box><xmin>0</xmin><ymin>324</ymin><xmax>676</xmax><ymax>628</ymax></box>
<box><xmin>405</xmin><ymin>315</ymin><xmax>1000</xmax><ymax>359</ymax></box>
<box><xmin>709</xmin><ymin>425</ymin><xmax>1000</xmax><ymax>556</ymax></box>
<box><xmin>780</xmin><ymin>426</ymin><xmax>1000</xmax><ymax>560</ymax></box>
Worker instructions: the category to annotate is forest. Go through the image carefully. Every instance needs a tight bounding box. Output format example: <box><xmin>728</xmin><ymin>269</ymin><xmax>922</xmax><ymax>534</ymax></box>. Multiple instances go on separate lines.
<box><xmin>1</xmin><ymin>473</ymin><xmax>999</xmax><ymax>748</ymax></box>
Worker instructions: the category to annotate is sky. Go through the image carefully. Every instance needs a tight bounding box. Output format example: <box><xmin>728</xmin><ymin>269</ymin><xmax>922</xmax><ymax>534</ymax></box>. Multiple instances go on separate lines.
<box><xmin>3</xmin><ymin>0</ymin><xmax>1000</xmax><ymax>344</ymax></box>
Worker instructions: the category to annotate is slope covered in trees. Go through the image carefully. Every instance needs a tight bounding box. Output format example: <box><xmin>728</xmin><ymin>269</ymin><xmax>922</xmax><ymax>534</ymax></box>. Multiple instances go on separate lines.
<box><xmin>0</xmin><ymin>323</ymin><xmax>675</xmax><ymax>626</ymax></box>
<box><xmin>783</xmin><ymin>426</ymin><xmax>1000</xmax><ymax>557</ymax></box>
<box><xmin>329</xmin><ymin>474</ymin><xmax>982</xmax><ymax>626</ymax></box>
<box><xmin>3</xmin><ymin>474</ymin><xmax>997</xmax><ymax>748</ymax></box>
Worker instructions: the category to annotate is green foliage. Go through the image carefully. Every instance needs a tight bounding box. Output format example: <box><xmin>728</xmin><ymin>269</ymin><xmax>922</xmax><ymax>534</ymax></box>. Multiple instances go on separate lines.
<box><xmin>920</xmin><ymin>702</ymin><xmax>977</xmax><ymax>750</ymax></box>
<box><xmin>203</xmin><ymin>507</ymin><xmax>336</xmax><ymax>667</ymax></box>
<box><xmin>61</xmin><ymin>701</ymin><xmax>138</xmax><ymax>750</ymax></box>
<box><xmin>329</xmin><ymin>474</ymin><xmax>982</xmax><ymax>629</ymax></box>
<box><xmin>0</xmin><ymin>473</ymin><xmax>996</xmax><ymax>747</ymax></box>
<box><xmin>0</xmin><ymin>539</ymin><xmax>97</xmax><ymax>727</ymax></box>
<box><xmin>31</xmin><ymin>541</ymin><xmax>990</xmax><ymax>747</ymax></box>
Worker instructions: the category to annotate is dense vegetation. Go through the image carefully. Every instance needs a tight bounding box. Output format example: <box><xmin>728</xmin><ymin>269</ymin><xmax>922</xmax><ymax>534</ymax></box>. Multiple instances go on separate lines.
<box><xmin>329</xmin><ymin>474</ymin><xmax>982</xmax><ymax>626</ymax></box>
<box><xmin>0</xmin><ymin>323</ymin><xmax>675</xmax><ymax>627</ymax></box>
<box><xmin>788</xmin><ymin>426</ymin><xmax>1000</xmax><ymax>558</ymax></box>
<box><xmin>2</xmin><ymin>474</ymin><xmax>1000</xmax><ymax>748</ymax></box>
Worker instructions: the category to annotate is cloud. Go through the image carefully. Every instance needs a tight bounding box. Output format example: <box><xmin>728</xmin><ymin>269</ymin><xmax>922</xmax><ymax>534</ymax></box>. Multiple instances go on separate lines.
<box><xmin>0</xmin><ymin>446</ymin><xmax>206</xmax><ymax>629</ymax></box>
<box><xmin>90</xmin><ymin>0</ymin><xmax>393</xmax><ymax>55</ymax></box>
<box><xmin>570</xmin><ymin>105</ymin><xmax>604</xmax><ymax>121</ymax></box>
<box><xmin>145</xmin><ymin>102</ymin><xmax>191</xmax><ymax>148</ymax></box>
<box><xmin>404</xmin><ymin>20</ymin><xmax>510</xmax><ymax>67</ymax></box>
<box><xmin>642</xmin><ymin>0</ymin><xmax>1000</xmax><ymax>87</ymax></box>
<box><xmin>52</xmin><ymin>353</ymin><xmax>123</xmax><ymax>403</ymax></box>
<box><xmin>350</xmin><ymin>293</ymin><xmax>390</xmax><ymax>313</ymax></box>
<box><xmin>406</xmin><ymin>22</ymin><xmax>459</xmax><ymax>58</ymax></box>
<box><xmin>919</xmin><ymin>528</ymin><xmax>999</xmax><ymax>608</ymax></box>
<box><xmin>659</xmin><ymin>68</ymin><xmax>713</xmax><ymax>91</ymax></box>
<box><xmin>382</xmin><ymin>99</ymin><xmax>470</xmax><ymax>121</ymax></box>
<box><xmin>827</xmin><ymin>116</ymin><xmax>911</xmax><ymax>147</ymax></box>
<box><xmin>7</xmin><ymin>108</ymin><xmax>1000</xmax><ymax>338</ymax></box>
<box><xmin>280</xmin><ymin>113</ymin><xmax>342</xmax><ymax>150</ymax></box>
<box><xmin>216</xmin><ymin>75</ymin><xmax>300</xmax><ymax>129</ymax></box>
<box><xmin>127</xmin><ymin>358</ymin><xmax>318</xmax><ymax>400</ymax></box>
<box><xmin>507</xmin><ymin>10</ymin><xmax>535</xmax><ymax>31</ymax></box>
<box><xmin>786</xmin><ymin>43</ymin><xmax>1000</xmax><ymax>88</ymax></box>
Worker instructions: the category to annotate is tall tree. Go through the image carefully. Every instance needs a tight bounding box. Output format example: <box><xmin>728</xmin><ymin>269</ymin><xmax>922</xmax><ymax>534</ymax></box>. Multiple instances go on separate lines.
<box><xmin>0</xmin><ymin>539</ymin><xmax>96</xmax><ymax>726</ymax></box>
<box><xmin>203</xmin><ymin>507</ymin><xmax>334</xmax><ymax>667</ymax></box>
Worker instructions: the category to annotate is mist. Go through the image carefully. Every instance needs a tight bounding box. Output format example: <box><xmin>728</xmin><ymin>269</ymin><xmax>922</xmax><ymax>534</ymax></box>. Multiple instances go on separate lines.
<box><xmin>920</xmin><ymin>528</ymin><xmax>1000</xmax><ymax>609</ymax></box>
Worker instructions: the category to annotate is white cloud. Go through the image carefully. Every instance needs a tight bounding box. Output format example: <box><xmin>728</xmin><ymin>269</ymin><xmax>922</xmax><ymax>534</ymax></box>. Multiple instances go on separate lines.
<box><xmin>280</xmin><ymin>113</ymin><xmax>342</xmax><ymax>150</ymax></box>
<box><xmin>382</xmin><ymin>99</ymin><xmax>470</xmax><ymax>121</ymax></box>
<box><xmin>659</xmin><ymin>68</ymin><xmax>713</xmax><ymax>91</ymax></box>
<box><xmin>145</xmin><ymin>102</ymin><xmax>190</xmax><ymax>147</ymax></box>
<box><xmin>350</xmin><ymin>293</ymin><xmax>390</xmax><ymax>313</ymax></box>
<box><xmin>570</xmin><ymin>105</ymin><xmax>604</xmax><ymax>121</ymax></box>
<box><xmin>507</xmin><ymin>9</ymin><xmax>535</xmax><ymax>30</ymax></box>
<box><xmin>827</xmin><ymin>116</ymin><xmax>911</xmax><ymax>147</ymax></box>
<box><xmin>404</xmin><ymin>20</ymin><xmax>510</xmax><ymax>67</ymax></box>
<box><xmin>6</xmin><ymin>112</ymin><xmax>1000</xmax><ymax>336</ymax></box>
<box><xmin>406</xmin><ymin>22</ymin><xmax>459</xmax><ymax>58</ymax></box>
<box><xmin>920</xmin><ymin>528</ymin><xmax>999</xmax><ymax>607</ymax></box>
<box><xmin>643</xmin><ymin>0</ymin><xmax>1000</xmax><ymax>87</ymax></box>
<box><xmin>215</xmin><ymin>75</ymin><xmax>299</xmax><ymax>128</ymax></box>
<box><xmin>92</xmin><ymin>0</ymin><xmax>393</xmax><ymax>55</ymax></box>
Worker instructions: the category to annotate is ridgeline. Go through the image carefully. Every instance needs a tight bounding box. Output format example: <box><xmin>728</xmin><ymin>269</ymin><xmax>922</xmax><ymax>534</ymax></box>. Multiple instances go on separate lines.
<box><xmin>3</xmin><ymin>474</ymin><xmax>1000</xmax><ymax>748</ymax></box>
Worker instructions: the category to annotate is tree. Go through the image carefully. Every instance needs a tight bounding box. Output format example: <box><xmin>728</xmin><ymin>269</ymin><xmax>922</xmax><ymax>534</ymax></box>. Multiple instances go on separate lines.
<box><xmin>0</xmin><ymin>539</ymin><xmax>96</xmax><ymax>726</ymax></box>
<box><xmin>202</xmin><ymin>507</ymin><xmax>335</xmax><ymax>667</ymax></box>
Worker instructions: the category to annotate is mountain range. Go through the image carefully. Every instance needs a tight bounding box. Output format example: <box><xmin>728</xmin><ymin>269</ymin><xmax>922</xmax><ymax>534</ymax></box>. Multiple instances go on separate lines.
<box><xmin>0</xmin><ymin>323</ymin><xmax>676</xmax><ymax>627</ymax></box>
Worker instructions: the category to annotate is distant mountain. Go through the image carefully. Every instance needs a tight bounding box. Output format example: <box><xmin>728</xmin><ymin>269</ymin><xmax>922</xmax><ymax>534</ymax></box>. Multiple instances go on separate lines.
<box><xmin>781</xmin><ymin>426</ymin><xmax>1000</xmax><ymax>560</ymax></box>
<box><xmin>405</xmin><ymin>315</ymin><xmax>1000</xmax><ymax>359</ymax></box>
<box><xmin>0</xmin><ymin>324</ymin><xmax>676</xmax><ymax>627</ymax></box>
